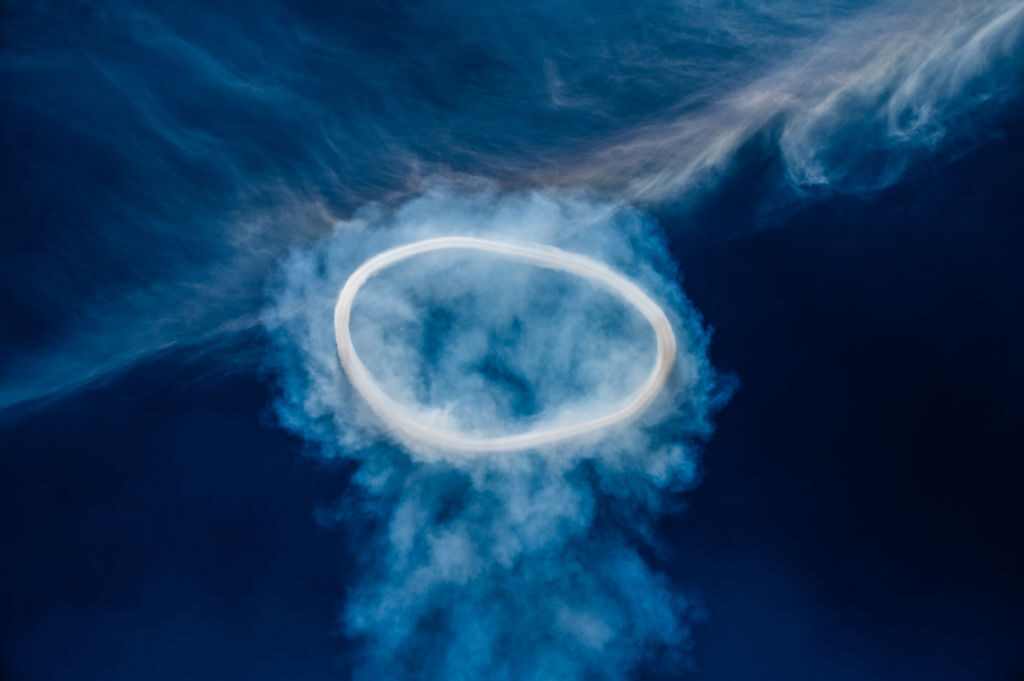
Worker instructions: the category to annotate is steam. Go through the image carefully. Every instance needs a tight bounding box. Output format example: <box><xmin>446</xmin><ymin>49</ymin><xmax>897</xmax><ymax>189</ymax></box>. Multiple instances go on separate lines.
<box><xmin>265</xmin><ymin>188</ymin><xmax>722</xmax><ymax>678</ymax></box>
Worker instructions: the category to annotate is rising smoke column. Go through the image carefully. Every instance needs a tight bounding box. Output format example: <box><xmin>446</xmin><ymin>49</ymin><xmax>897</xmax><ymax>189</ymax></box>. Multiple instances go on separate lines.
<box><xmin>265</xmin><ymin>187</ymin><xmax>727</xmax><ymax>679</ymax></box>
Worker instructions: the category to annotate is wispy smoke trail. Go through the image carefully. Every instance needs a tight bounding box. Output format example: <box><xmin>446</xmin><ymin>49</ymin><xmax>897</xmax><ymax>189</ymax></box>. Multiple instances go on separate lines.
<box><xmin>265</xmin><ymin>188</ymin><xmax>725</xmax><ymax>678</ymax></box>
<box><xmin>3</xmin><ymin>0</ymin><xmax>1021</xmax><ymax>411</ymax></box>
<box><xmin>554</xmin><ymin>0</ymin><xmax>1024</xmax><ymax>200</ymax></box>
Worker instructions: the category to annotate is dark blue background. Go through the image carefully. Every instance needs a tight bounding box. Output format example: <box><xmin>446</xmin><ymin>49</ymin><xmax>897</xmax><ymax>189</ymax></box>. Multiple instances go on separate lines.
<box><xmin>4</xmin><ymin>111</ymin><xmax>1022</xmax><ymax>679</ymax></box>
<box><xmin>2</xmin><ymin>1</ymin><xmax>1023</xmax><ymax>678</ymax></box>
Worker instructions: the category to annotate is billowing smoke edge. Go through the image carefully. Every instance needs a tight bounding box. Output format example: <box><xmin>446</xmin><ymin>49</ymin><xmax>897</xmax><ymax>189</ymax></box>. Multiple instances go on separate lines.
<box><xmin>263</xmin><ymin>186</ymin><xmax>730</xmax><ymax>679</ymax></box>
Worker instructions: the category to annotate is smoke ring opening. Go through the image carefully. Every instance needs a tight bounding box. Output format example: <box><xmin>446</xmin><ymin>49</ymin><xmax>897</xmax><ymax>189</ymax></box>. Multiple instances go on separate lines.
<box><xmin>333</xmin><ymin>236</ymin><xmax>678</xmax><ymax>455</ymax></box>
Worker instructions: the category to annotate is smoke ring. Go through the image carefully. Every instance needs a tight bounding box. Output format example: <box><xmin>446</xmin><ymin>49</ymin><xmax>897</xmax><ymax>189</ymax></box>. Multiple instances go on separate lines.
<box><xmin>333</xmin><ymin>236</ymin><xmax>678</xmax><ymax>455</ymax></box>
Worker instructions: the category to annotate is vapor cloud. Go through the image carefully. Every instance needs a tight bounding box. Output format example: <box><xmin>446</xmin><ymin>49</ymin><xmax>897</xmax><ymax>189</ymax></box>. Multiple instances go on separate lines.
<box><xmin>265</xmin><ymin>188</ymin><xmax>722</xmax><ymax>678</ymax></box>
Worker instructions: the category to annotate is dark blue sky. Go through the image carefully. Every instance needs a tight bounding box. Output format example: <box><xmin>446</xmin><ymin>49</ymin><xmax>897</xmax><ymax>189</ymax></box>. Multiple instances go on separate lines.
<box><xmin>4</xmin><ymin>113</ymin><xmax>1022</xmax><ymax>679</ymax></box>
<box><xmin>2</xmin><ymin>2</ymin><xmax>1023</xmax><ymax>680</ymax></box>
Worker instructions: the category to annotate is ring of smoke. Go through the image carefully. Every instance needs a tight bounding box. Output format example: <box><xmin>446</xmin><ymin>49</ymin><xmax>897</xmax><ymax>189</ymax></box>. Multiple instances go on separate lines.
<box><xmin>268</xmin><ymin>188</ymin><xmax>716</xmax><ymax>469</ymax></box>
<box><xmin>334</xmin><ymin>236</ymin><xmax>677</xmax><ymax>455</ymax></box>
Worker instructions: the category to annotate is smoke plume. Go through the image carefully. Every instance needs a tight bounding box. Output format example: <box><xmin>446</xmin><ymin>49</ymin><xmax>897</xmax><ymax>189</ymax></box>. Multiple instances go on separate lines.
<box><xmin>264</xmin><ymin>187</ymin><xmax>725</xmax><ymax>678</ymax></box>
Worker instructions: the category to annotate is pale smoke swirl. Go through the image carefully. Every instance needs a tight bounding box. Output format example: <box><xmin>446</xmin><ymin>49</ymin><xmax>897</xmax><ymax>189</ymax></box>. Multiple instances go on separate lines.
<box><xmin>266</xmin><ymin>188</ymin><xmax>725</xmax><ymax>679</ymax></box>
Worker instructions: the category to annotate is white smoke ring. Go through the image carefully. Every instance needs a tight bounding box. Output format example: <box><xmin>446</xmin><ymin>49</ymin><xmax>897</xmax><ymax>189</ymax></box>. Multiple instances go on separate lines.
<box><xmin>334</xmin><ymin>236</ymin><xmax>677</xmax><ymax>455</ymax></box>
